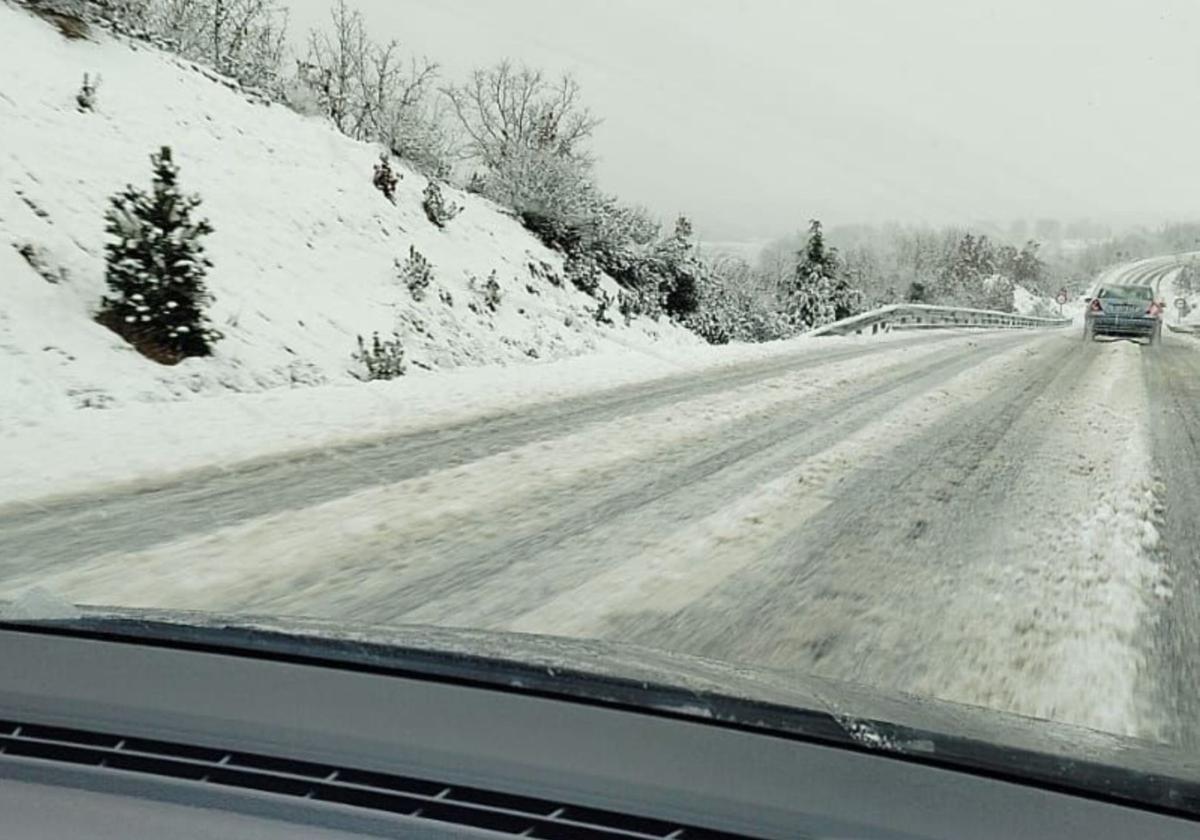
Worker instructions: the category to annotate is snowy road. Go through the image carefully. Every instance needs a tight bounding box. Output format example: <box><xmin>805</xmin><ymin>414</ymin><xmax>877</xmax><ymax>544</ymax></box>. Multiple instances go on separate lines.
<box><xmin>4</xmin><ymin>325</ymin><xmax>1200</xmax><ymax>746</ymax></box>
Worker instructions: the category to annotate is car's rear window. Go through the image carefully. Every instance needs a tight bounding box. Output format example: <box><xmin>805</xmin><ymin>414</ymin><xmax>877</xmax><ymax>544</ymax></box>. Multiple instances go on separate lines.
<box><xmin>1097</xmin><ymin>285</ymin><xmax>1153</xmax><ymax>300</ymax></box>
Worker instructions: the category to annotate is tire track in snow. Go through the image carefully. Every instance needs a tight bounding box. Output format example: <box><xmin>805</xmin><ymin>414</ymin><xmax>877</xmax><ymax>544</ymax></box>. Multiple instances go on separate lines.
<box><xmin>0</xmin><ymin>333</ymin><xmax>1028</xmax><ymax>608</ymax></box>
<box><xmin>0</xmin><ymin>331</ymin><xmax>975</xmax><ymax>570</ymax></box>
<box><xmin>572</xmin><ymin>335</ymin><xmax>1169</xmax><ymax>739</ymax></box>
<box><xmin>512</xmin><ymin>333</ymin><xmax>1079</xmax><ymax>647</ymax></box>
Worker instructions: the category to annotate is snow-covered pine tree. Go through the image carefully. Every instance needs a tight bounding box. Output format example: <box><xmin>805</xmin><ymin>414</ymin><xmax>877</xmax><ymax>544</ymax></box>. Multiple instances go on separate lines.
<box><xmin>791</xmin><ymin>219</ymin><xmax>859</xmax><ymax>328</ymax></box>
<box><xmin>422</xmin><ymin>180</ymin><xmax>462</xmax><ymax>228</ymax></box>
<box><xmin>654</xmin><ymin>215</ymin><xmax>701</xmax><ymax>318</ymax></box>
<box><xmin>76</xmin><ymin>72</ymin><xmax>98</xmax><ymax>112</ymax></box>
<box><xmin>98</xmin><ymin>146</ymin><xmax>220</xmax><ymax>361</ymax></box>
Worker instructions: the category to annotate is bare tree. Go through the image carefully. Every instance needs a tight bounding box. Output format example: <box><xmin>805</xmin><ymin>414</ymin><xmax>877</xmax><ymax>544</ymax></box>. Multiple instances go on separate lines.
<box><xmin>299</xmin><ymin>0</ymin><xmax>452</xmax><ymax>174</ymax></box>
<box><xmin>299</xmin><ymin>0</ymin><xmax>367</xmax><ymax>136</ymax></box>
<box><xmin>150</xmin><ymin>0</ymin><xmax>288</xmax><ymax>91</ymax></box>
<box><xmin>443</xmin><ymin>61</ymin><xmax>601</xmax><ymax>169</ymax></box>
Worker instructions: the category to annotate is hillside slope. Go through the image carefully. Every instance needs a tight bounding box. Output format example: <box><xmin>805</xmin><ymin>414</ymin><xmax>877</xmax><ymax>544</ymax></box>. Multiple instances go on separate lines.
<box><xmin>0</xmin><ymin>2</ymin><xmax>698</xmax><ymax>418</ymax></box>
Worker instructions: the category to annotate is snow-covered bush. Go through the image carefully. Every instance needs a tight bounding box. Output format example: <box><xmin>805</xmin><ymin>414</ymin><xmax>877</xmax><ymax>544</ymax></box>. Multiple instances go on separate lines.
<box><xmin>593</xmin><ymin>291</ymin><xmax>615</xmax><ymax>326</ymax></box>
<box><xmin>564</xmin><ymin>251</ymin><xmax>601</xmax><ymax>296</ymax></box>
<box><xmin>76</xmin><ymin>72</ymin><xmax>98</xmax><ymax>112</ymax></box>
<box><xmin>372</xmin><ymin>153</ymin><xmax>398</xmax><ymax>203</ymax></box>
<box><xmin>682</xmin><ymin>254</ymin><xmax>795</xmax><ymax>345</ymax></box>
<box><xmin>397</xmin><ymin>245</ymin><xmax>433</xmax><ymax>300</ymax></box>
<box><xmin>481</xmin><ymin>270</ymin><xmax>502</xmax><ymax>312</ymax></box>
<box><xmin>446</xmin><ymin>61</ymin><xmax>598</xmax><ymax>239</ymax></box>
<box><xmin>97</xmin><ymin>145</ymin><xmax>220</xmax><ymax>362</ymax></box>
<box><xmin>353</xmin><ymin>331</ymin><xmax>405</xmax><ymax>380</ymax></box>
<box><xmin>422</xmin><ymin>180</ymin><xmax>461</xmax><ymax>228</ymax></box>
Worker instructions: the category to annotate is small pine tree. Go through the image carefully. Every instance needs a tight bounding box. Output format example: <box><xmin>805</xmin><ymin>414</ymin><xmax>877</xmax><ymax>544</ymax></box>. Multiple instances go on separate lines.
<box><xmin>76</xmin><ymin>72</ymin><xmax>98</xmax><ymax>112</ymax></box>
<box><xmin>353</xmin><ymin>332</ymin><xmax>406</xmax><ymax>380</ymax></box>
<box><xmin>372</xmin><ymin>153</ymin><xmax>399</xmax><ymax>203</ymax></box>
<box><xmin>466</xmin><ymin>171</ymin><xmax>487</xmax><ymax>195</ymax></box>
<box><xmin>397</xmin><ymin>245</ymin><xmax>434</xmax><ymax>300</ymax></box>
<box><xmin>99</xmin><ymin>146</ymin><xmax>220</xmax><ymax>360</ymax></box>
<box><xmin>483</xmin><ymin>270</ymin><xmax>502</xmax><ymax>312</ymax></box>
<box><xmin>656</xmin><ymin>215</ymin><xmax>701</xmax><ymax>318</ymax></box>
<box><xmin>422</xmin><ymin>180</ymin><xmax>462</xmax><ymax>228</ymax></box>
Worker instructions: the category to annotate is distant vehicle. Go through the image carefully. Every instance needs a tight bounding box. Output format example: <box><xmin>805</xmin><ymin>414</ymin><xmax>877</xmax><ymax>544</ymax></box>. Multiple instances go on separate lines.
<box><xmin>1083</xmin><ymin>285</ymin><xmax>1163</xmax><ymax>345</ymax></box>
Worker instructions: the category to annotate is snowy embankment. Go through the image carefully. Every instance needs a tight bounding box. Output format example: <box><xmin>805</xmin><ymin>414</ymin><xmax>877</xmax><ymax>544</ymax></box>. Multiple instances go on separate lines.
<box><xmin>0</xmin><ymin>2</ymin><xmax>697</xmax><ymax>414</ymax></box>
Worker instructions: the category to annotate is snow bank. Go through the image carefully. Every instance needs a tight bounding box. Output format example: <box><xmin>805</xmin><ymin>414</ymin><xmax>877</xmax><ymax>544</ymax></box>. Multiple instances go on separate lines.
<box><xmin>0</xmin><ymin>327</ymin><xmax>936</xmax><ymax>506</ymax></box>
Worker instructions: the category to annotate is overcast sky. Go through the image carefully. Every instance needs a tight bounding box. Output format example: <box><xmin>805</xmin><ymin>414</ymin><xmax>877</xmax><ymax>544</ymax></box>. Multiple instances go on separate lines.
<box><xmin>286</xmin><ymin>0</ymin><xmax>1200</xmax><ymax>241</ymax></box>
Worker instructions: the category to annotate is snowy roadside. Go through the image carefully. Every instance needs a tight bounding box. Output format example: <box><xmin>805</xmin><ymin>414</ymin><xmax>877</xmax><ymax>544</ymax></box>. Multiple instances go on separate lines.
<box><xmin>1</xmin><ymin>329</ymin><xmax>952</xmax><ymax>508</ymax></box>
<box><xmin>913</xmin><ymin>343</ymin><xmax>1168</xmax><ymax>739</ymax></box>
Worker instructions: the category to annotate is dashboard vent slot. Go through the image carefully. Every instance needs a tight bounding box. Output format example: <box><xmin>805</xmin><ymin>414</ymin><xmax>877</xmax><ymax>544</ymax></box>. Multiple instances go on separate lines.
<box><xmin>0</xmin><ymin>719</ymin><xmax>743</xmax><ymax>839</ymax></box>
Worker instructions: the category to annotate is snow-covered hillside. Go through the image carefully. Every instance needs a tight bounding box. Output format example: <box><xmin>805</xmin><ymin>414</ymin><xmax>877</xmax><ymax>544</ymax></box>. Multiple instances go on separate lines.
<box><xmin>0</xmin><ymin>2</ymin><xmax>699</xmax><ymax>419</ymax></box>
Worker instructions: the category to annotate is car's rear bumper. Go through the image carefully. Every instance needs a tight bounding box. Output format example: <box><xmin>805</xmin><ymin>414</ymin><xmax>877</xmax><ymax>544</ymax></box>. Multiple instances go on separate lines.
<box><xmin>1089</xmin><ymin>316</ymin><xmax>1159</xmax><ymax>337</ymax></box>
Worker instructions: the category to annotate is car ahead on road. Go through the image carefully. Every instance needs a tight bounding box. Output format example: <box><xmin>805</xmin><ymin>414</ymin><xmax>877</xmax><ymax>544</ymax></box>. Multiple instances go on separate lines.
<box><xmin>1083</xmin><ymin>285</ymin><xmax>1164</xmax><ymax>345</ymax></box>
<box><xmin>0</xmin><ymin>606</ymin><xmax>1198</xmax><ymax>839</ymax></box>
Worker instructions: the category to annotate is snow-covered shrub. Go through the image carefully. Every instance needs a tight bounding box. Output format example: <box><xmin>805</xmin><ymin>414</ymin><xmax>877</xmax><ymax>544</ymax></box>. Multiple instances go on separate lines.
<box><xmin>97</xmin><ymin>145</ymin><xmax>220</xmax><ymax>362</ymax></box>
<box><xmin>528</xmin><ymin>259</ymin><xmax>562</xmax><ymax>287</ymax></box>
<box><xmin>564</xmin><ymin>251</ymin><xmax>601</xmax><ymax>296</ymax></box>
<box><xmin>593</xmin><ymin>290</ymin><xmax>615</xmax><ymax>326</ymax></box>
<box><xmin>373</xmin><ymin>153</ymin><xmax>399</xmax><ymax>203</ymax></box>
<box><xmin>481</xmin><ymin>145</ymin><xmax>593</xmax><ymax>242</ymax></box>
<box><xmin>482</xmin><ymin>270</ymin><xmax>502</xmax><ymax>312</ymax></box>
<box><xmin>76</xmin><ymin>72</ymin><xmax>98</xmax><ymax>112</ymax></box>
<box><xmin>422</xmin><ymin>180</ymin><xmax>461</xmax><ymax>228</ymax></box>
<box><xmin>353</xmin><ymin>332</ymin><xmax>405</xmax><ymax>380</ymax></box>
<box><xmin>682</xmin><ymin>254</ymin><xmax>796</xmax><ymax>345</ymax></box>
<box><xmin>438</xmin><ymin>286</ymin><xmax>454</xmax><ymax>306</ymax></box>
<box><xmin>397</xmin><ymin>245</ymin><xmax>433</xmax><ymax>300</ymax></box>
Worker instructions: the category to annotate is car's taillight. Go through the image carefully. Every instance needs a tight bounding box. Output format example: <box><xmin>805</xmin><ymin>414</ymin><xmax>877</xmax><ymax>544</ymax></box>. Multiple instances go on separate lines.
<box><xmin>1148</xmin><ymin>302</ymin><xmax>1162</xmax><ymax>318</ymax></box>
<box><xmin>1089</xmin><ymin>298</ymin><xmax>1103</xmax><ymax>313</ymax></box>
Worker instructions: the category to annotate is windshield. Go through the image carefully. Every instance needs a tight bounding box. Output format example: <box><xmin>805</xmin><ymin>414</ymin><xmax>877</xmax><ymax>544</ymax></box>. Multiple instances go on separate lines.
<box><xmin>1098</xmin><ymin>285</ymin><xmax>1155</xmax><ymax>300</ymax></box>
<box><xmin>3</xmin><ymin>0</ymin><xmax>1200</xmax><ymax>815</ymax></box>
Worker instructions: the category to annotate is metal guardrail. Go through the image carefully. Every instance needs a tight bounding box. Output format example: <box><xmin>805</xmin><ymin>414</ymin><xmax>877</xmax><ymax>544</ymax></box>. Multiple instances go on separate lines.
<box><xmin>809</xmin><ymin>304</ymin><xmax>1072</xmax><ymax>337</ymax></box>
